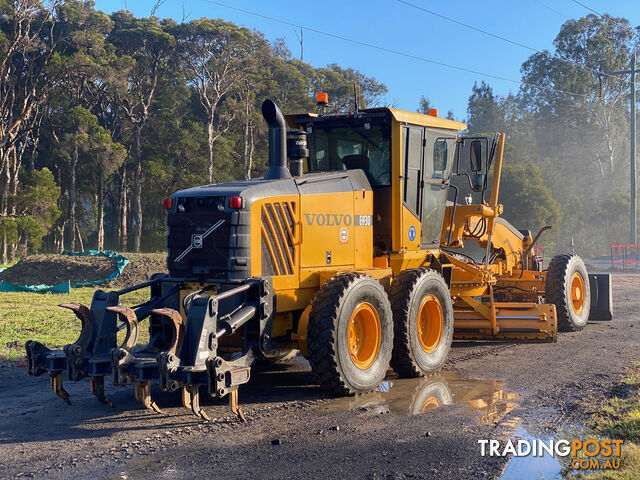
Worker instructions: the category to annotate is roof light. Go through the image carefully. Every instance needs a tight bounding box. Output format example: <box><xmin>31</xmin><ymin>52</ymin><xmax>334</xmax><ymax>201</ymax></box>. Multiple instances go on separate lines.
<box><xmin>317</xmin><ymin>92</ymin><xmax>328</xmax><ymax>105</ymax></box>
<box><xmin>229</xmin><ymin>196</ymin><xmax>243</xmax><ymax>209</ymax></box>
<box><xmin>428</xmin><ymin>108</ymin><xmax>439</xmax><ymax>117</ymax></box>
<box><xmin>163</xmin><ymin>197</ymin><xmax>173</xmax><ymax>210</ymax></box>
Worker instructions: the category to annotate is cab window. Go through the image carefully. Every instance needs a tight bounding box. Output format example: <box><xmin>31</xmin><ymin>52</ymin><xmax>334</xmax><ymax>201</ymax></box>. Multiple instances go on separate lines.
<box><xmin>306</xmin><ymin>121</ymin><xmax>391</xmax><ymax>186</ymax></box>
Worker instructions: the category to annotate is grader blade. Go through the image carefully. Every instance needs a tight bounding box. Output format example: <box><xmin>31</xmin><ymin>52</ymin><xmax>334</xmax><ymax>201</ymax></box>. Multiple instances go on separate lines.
<box><xmin>453</xmin><ymin>300</ymin><xmax>557</xmax><ymax>342</ymax></box>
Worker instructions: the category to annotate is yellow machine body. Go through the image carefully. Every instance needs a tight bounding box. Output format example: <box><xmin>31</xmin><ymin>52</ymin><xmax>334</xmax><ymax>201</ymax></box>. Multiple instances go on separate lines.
<box><xmin>232</xmin><ymin>107</ymin><xmax>557</xmax><ymax>351</ymax></box>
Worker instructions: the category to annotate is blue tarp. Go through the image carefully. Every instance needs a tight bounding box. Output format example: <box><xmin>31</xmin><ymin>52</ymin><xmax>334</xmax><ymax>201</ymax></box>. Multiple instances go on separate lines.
<box><xmin>0</xmin><ymin>250</ymin><xmax>129</xmax><ymax>294</ymax></box>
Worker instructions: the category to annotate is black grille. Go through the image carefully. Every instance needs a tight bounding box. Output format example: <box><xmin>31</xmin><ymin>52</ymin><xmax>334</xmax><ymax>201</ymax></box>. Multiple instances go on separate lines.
<box><xmin>167</xmin><ymin>198</ymin><xmax>233</xmax><ymax>279</ymax></box>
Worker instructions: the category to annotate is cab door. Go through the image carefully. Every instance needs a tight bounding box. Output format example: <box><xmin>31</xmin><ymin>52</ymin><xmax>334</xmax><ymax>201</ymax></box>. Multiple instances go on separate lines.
<box><xmin>420</xmin><ymin>131</ymin><xmax>456</xmax><ymax>247</ymax></box>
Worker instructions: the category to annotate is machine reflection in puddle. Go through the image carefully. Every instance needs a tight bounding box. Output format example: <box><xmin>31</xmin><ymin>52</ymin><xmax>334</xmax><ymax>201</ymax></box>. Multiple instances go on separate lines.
<box><xmin>317</xmin><ymin>370</ymin><xmax>518</xmax><ymax>423</ymax></box>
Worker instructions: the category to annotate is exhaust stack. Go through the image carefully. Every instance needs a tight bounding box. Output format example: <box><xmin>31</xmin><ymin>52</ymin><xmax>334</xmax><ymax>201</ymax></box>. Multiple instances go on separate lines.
<box><xmin>261</xmin><ymin>99</ymin><xmax>291</xmax><ymax>180</ymax></box>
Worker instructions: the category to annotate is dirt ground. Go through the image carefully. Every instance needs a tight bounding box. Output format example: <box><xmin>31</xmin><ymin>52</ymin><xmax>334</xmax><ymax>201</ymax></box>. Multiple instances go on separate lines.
<box><xmin>0</xmin><ymin>275</ymin><xmax>638</xmax><ymax>480</ymax></box>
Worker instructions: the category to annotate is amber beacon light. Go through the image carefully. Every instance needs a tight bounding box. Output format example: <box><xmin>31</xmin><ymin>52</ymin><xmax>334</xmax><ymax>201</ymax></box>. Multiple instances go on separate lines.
<box><xmin>316</xmin><ymin>92</ymin><xmax>328</xmax><ymax>105</ymax></box>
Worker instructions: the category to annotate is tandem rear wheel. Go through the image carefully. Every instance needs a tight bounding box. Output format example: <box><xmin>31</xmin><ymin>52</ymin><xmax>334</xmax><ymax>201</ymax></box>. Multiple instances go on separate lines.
<box><xmin>307</xmin><ymin>272</ymin><xmax>394</xmax><ymax>395</ymax></box>
<box><xmin>389</xmin><ymin>268</ymin><xmax>454</xmax><ymax>377</ymax></box>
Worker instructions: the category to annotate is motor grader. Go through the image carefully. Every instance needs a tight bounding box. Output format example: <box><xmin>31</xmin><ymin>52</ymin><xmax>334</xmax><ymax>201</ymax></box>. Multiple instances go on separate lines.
<box><xmin>25</xmin><ymin>95</ymin><xmax>612</xmax><ymax>420</ymax></box>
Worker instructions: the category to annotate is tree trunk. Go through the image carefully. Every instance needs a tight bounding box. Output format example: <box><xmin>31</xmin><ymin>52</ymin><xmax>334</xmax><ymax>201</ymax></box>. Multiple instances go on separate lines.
<box><xmin>97</xmin><ymin>170</ymin><xmax>104</xmax><ymax>251</ymax></box>
<box><xmin>119</xmin><ymin>163</ymin><xmax>128</xmax><ymax>250</ymax></box>
<box><xmin>68</xmin><ymin>146</ymin><xmax>78</xmax><ymax>251</ymax></box>
<box><xmin>207</xmin><ymin>115</ymin><xmax>215</xmax><ymax>183</ymax></box>
<box><xmin>133</xmin><ymin>124</ymin><xmax>143</xmax><ymax>253</ymax></box>
<box><xmin>75</xmin><ymin>222</ymin><xmax>84</xmax><ymax>252</ymax></box>
<box><xmin>243</xmin><ymin>111</ymin><xmax>250</xmax><ymax>180</ymax></box>
<box><xmin>0</xmin><ymin>146</ymin><xmax>13</xmax><ymax>218</ymax></box>
<box><xmin>246</xmin><ymin>125</ymin><xmax>255</xmax><ymax>180</ymax></box>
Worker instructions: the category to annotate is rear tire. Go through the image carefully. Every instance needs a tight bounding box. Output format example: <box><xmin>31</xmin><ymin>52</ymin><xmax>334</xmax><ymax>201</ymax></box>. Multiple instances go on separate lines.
<box><xmin>390</xmin><ymin>269</ymin><xmax>453</xmax><ymax>377</ymax></box>
<box><xmin>308</xmin><ymin>273</ymin><xmax>393</xmax><ymax>395</ymax></box>
<box><xmin>545</xmin><ymin>254</ymin><xmax>590</xmax><ymax>331</ymax></box>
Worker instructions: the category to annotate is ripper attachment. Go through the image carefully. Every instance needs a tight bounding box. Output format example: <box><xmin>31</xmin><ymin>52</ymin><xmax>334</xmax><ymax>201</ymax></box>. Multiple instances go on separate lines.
<box><xmin>25</xmin><ymin>276</ymin><xmax>273</xmax><ymax>422</ymax></box>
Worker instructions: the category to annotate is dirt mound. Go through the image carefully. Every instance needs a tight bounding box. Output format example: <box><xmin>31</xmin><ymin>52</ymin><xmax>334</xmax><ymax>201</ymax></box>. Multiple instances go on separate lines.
<box><xmin>106</xmin><ymin>253</ymin><xmax>167</xmax><ymax>288</ymax></box>
<box><xmin>0</xmin><ymin>252</ymin><xmax>167</xmax><ymax>288</ymax></box>
<box><xmin>0</xmin><ymin>254</ymin><xmax>118</xmax><ymax>286</ymax></box>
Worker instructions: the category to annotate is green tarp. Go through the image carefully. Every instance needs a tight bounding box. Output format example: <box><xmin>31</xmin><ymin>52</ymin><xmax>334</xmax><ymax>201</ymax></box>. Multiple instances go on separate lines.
<box><xmin>0</xmin><ymin>250</ymin><xmax>129</xmax><ymax>294</ymax></box>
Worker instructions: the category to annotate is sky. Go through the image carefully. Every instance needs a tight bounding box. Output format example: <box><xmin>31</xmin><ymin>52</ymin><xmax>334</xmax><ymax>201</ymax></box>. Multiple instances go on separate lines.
<box><xmin>93</xmin><ymin>0</ymin><xmax>640</xmax><ymax>121</ymax></box>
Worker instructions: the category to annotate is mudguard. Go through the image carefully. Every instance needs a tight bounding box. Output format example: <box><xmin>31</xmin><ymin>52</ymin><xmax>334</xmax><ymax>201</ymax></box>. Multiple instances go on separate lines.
<box><xmin>588</xmin><ymin>273</ymin><xmax>613</xmax><ymax>321</ymax></box>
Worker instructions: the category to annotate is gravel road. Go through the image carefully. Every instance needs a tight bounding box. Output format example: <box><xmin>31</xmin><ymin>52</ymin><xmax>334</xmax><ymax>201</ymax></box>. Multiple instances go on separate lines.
<box><xmin>1</xmin><ymin>275</ymin><xmax>637</xmax><ymax>480</ymax></box>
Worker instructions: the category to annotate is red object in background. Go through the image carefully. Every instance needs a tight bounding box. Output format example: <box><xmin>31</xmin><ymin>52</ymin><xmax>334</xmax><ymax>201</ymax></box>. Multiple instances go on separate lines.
<box><xmin>610</xmin><ymin>243</ymin><xmax>639</xmax><ymax>270</ymax></box>
<box><xmin>162</xmin><ymin>197</ymin><xmax>173</xmax><ymax>210</ymax></box>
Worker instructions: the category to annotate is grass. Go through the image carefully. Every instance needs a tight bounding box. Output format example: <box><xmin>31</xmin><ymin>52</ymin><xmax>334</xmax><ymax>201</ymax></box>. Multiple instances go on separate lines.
<box><xmin>567</xmin><ymin>364</ymin><xmax>640</xmax><ymax>479</ymax></box>
<box><xmin>0</xmin><ymin>287</ymin><xmax>149</xmax><ymax>361</ymax></box>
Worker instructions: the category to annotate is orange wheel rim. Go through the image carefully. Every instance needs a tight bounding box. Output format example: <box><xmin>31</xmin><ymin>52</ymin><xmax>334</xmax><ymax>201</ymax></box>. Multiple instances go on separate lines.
<box><xmin>417</xmin><ymin>294</ymin><xmax>443</xmax><ymax>354</ymax></box>
<box><xmin>347</xmin><ymin>302</ymin><xmax>381</xmax><ymax>369</ymax></box>
<box><xmin>570</xmin><ymin>272</ymin><xmax>585</xmax><ymax>314</ymax></box>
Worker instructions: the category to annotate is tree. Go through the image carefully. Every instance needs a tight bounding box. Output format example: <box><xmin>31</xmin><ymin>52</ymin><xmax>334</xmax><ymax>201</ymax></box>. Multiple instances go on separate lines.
<box><xmin>309</xmin><ymin>64</ymin><xmax>388</xmax><ymax>113</ymax></box>
<box><xmin>13</xmin><ymin>168</ymin><xmax>60</xmax><ymax>256</ymax></box>
<box><xmin>91</xmin><ymin>129</ymin><xmax>126</xmax><ymax>250</ymax></box>
<box><xmin>176</xmin><ymin>18</ymin><xmax>265</xmax><ymax>183</ymax></box>
<box><xmin>417</xmin><ymin>96</ymin><xmax>432</xmax><ymax>114</ymax></box>
<box><xmin>0</xmin><ymin>0</ymin><xmax>111</xmax><ymax>259</ymax></box>
<box><xmin>108</xmin><ymin>11</ymin><xmax>176</xmax><ymax>252</ymax></box>
<box><xmin>519</xmin><ymin>14</ymin><xmax>633</xmax><ymax>179</ymax></box>
<box><xmin>466</xmin><ymin>81</ymin><xmax>505</xmax><ymax>134</ymax></box>
<box><xmin>499</xmin><ymin>162</ymin><xmax>561</xmax><ymax>236</ymax></box>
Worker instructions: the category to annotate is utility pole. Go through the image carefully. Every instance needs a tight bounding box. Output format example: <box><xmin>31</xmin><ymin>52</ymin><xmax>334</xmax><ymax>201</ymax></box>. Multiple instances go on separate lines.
<box><xmin>633</xmin><ymin>54</ymin><xmax>637</xmax><ymax>245</ymax></box>
<box><xmin>607</xmin><ymin>53</ymin><xmax>638</xmax><ymax>244</ymax></box>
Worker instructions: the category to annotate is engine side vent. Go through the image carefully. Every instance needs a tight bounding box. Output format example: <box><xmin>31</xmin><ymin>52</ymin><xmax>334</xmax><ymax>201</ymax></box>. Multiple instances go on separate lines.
<box><xmin>261</xmin><ymin>201</ymin><xmax>297</xmax><ymax>276</ymax></box>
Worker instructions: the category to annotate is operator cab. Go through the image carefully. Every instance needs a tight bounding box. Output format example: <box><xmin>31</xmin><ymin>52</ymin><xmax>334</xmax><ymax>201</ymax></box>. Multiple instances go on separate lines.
<box><xmin>289</xmin><ymin>103</ymin><xmax>465</xmax><ymax>255</ymax></box>
<box><xmin>296</xmin><ymin>112</ymin><xmax>391</xmax><ymax>187</ymax></box>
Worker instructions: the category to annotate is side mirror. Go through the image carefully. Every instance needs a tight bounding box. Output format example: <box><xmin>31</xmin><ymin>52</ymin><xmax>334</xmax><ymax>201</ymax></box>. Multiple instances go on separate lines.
<box><xmin>472</xmin><ymin>172</ymin><xmax>484</xmax><ymax>192</ymax></box>
<box><xmin>470</xmin><ymin>140</ymin><xmax>482</xmax><ymax>172</ymax></box>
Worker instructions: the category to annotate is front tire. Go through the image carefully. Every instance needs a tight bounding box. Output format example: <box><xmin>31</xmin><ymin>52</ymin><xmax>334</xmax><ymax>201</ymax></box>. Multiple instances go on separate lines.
<box><xmin>545</xmin><ymin>254</ymin><xmax>590</xmax><ymax>331</ymax></box>
<box><xmin>308</xmin><ymin>273</ymin><xmax>393</xmax><ymax>395</ymax></box>
<box><xmin>390</xmin><ymin>269</ymin><xmax>454</xmax><ymax>377</ymax></box>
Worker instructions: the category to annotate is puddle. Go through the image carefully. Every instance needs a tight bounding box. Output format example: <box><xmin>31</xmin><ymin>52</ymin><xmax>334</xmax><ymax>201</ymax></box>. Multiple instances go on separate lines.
<box><xmin>317</xmin><ymin>371</ymin><xmax>518</xmax><ymax>423</ymax></box>
<box><xmin>106</xmin><ymin>457</ymin><xmax>167</xmax><ymax>480</ymax></box>
<box><xmin>500</xmin><ymin>426</ymin><xmax>563</xmax><ymax>480</ymax></box>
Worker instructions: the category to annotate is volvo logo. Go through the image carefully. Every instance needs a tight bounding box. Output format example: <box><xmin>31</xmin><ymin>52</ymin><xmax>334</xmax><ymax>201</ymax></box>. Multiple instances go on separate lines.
<box><xmin>191</xmin><ymin>234</ymin><xmax>203</xmax><ymax>248</ymax></box>
<box><xmin>304</xmin><ymin>214</ymin><xmax>372</xmax><ymax>227</ymax></box>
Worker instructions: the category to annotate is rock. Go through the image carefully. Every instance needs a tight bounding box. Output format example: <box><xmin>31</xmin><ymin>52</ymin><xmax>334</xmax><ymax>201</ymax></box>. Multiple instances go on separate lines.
<box><xmin>331</xmin><ymin>425</ymin><xmax>340</xmax><ymax>431</ymax></box>
<box><xmin>425</xmin><ymin>432</ymin><xmax>432</xmax><ymax>437</ymax></box>
<box><xmin>271</xmin><ymin>438</ymin><xmax>282</xmax><ymax>446</ymax></box>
